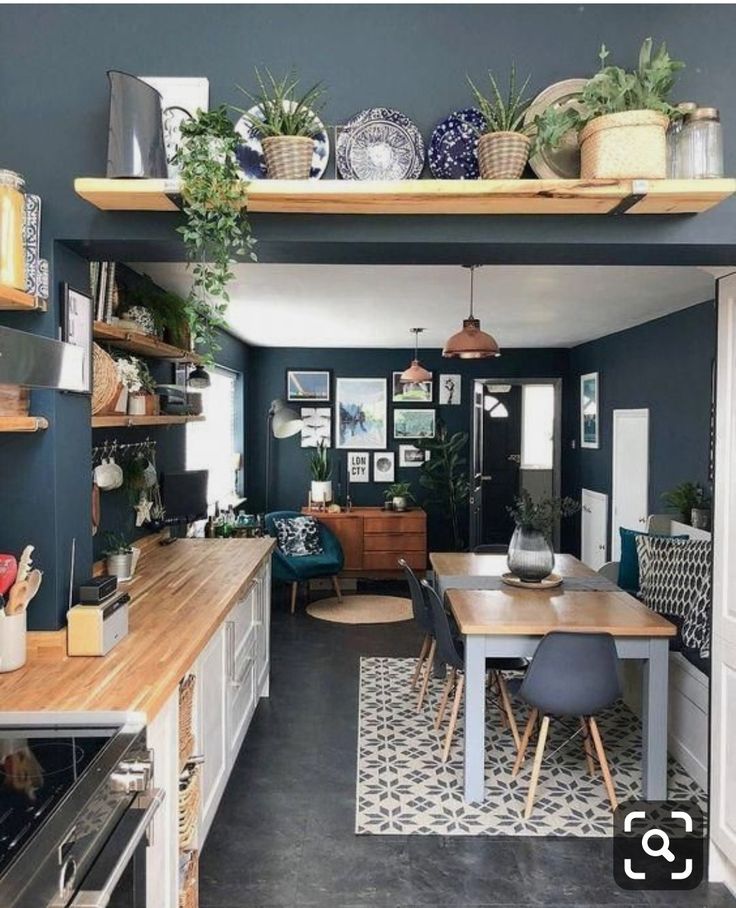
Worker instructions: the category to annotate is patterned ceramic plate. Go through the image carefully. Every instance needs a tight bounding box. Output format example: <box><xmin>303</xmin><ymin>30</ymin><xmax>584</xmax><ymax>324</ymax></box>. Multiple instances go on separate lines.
<box><xmin>523</xmin><ymin>78</ymin><xmax>588</xmax><ymax>179</ymax></box>
<box><xmin>336</xmin><ymin>107</ymin><xmax>425</xmax><ymax>180</ymax></box>
<box><xmin>428</xmin><ymin>108</ymin><xmax>486</xmax><ymax>179</ymax></box>
<box><xmin>234</xmin><ymin>102</ymin><xmax>330</xmax><ymax>180</ymax></box>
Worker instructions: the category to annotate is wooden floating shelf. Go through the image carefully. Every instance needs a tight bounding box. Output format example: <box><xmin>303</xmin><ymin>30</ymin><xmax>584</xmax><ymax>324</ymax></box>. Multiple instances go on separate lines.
<box><xmin>0</xmin><ymin>415</ymin><xmax>49</xmax><ymax>433</ymax></box>
<box><xmin>91</xmin><ymin>415</ymin><xmax>205</xmax><ymax>429</ymax></box>
<box><xmin>0</xmin><ymin>284</ymin><xmax>45</xmax><ymax>311</ymax></box>
<box><xmin>93</xmin><ymin>321</ymin><xmax>201</xmax><ymax>363</ymax></box>
<box><xmin>74</xmin><ymin>177</ymin><xmax>736</xmax><ymax>216</ymax></box>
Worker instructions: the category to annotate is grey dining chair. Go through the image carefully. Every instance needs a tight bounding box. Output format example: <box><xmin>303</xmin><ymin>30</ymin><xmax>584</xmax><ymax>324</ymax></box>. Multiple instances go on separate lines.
<box><xmin>512</xmin><ymin>631</ymin><xmax>621</xmax><ymax>819</ymax></box>
<box><xmin>399</xmin><ymin>559</ymin><xmax>436</xmax><ymax>711</ymax></box>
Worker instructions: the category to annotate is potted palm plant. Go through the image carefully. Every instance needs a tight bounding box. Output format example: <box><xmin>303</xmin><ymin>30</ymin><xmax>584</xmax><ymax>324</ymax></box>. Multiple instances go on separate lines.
<box><xmin>507</xmin><ymin>491</ymin><xmax>580</xmax><ymax>582</ymax></box>
<box><xmin>234</xmin><ymin>69</ymin><xmax>325</xmax><ymax>180</ymax></box>
<box><xmin>662</xmin><ymin>481</ymin><xmax>711</xmax><ymax>528</ymax></box>
<box><xmin>384</xmin><ymin>482</ymin><xmax>415</xmax><ymax>512</ymax></box>
<box><xmin>309</xmin><ymin>440</ymin><xmax>333</xmax><ymax>506</ymax></box>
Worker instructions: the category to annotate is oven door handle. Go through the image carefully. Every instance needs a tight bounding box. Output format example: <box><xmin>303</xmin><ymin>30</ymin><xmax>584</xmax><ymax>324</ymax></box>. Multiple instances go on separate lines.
<box><xmin>69</xmin><ymin>788</ymin><xmax>165</xmax><ymax>908</ymax></box>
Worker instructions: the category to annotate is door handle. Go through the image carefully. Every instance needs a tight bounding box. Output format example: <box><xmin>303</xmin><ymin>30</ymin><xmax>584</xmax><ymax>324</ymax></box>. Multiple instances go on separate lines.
<box><xmin>480</xmin><ymin>475</ymin><xmax>493</xmax><ymax>482</ymax></box>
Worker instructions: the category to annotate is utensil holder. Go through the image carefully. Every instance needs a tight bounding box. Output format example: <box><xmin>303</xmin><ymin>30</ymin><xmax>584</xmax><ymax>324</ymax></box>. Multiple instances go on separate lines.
<box><xmin>0</xmin><ymin>610</ymin><xmax>27</xmax><ymax>672</ymax></box>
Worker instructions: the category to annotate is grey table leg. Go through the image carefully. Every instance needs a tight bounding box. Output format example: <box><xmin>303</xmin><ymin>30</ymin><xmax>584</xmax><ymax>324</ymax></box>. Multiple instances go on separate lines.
<box><xmin>463</xmin><ymin>635</ymin><xmax>487</xmax><ymax>803</ymax></box>
<box><xmin>641</xmin><ymin>638</ymin><xmax>669</xmax><ymax>800</ymax></box>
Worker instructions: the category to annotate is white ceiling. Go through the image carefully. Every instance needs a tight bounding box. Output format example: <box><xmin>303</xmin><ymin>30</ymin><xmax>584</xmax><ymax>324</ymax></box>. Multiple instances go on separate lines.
<box><xmin>128</xmin><ymin>263</ymin><xmax>716</xmax><ymax>349</ymax></box>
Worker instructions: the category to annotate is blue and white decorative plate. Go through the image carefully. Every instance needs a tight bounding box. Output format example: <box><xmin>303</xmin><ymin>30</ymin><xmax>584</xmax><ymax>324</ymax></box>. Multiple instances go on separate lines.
<box><xmin>336</xmin><ymin>108</ymin><xmax>425</xmax><ymax>181</ymax></box>
<box><xmin>234</xmin><ymin>102</ymin><xmax>330</xmax><ymax>180</ymax></box>
<box><xmin>428</xmin><ymin>108</ymin><xmax>486</xmax><ymax>180</ymax></box>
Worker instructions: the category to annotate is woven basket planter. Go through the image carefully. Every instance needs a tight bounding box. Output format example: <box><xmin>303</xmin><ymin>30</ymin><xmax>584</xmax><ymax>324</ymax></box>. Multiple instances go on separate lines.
<box><xmin>262</xmin><ymin>136</ymin><xmax>313</xmax><ymax>179</ymax></box>
<box><xmin>579</xmin><ymin>110</ymin><xmax>670</xmax><ymax>179</ymax></box>
<box><xmin>477</xmin><ymin>132</ymin><xmax>531</xmax><ymax>180</ymax></box>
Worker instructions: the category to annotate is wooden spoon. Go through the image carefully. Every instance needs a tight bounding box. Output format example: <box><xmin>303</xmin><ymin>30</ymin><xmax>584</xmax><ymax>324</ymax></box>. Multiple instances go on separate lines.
<box><xmin>23</xmin><ymin>570</ymin><xmax>42</xmax><ymax>610</ymax></box>
<box><xmin>5</xmin><ymin>580</ymin><xmax>29</xmax><ymax>616</ymax></box>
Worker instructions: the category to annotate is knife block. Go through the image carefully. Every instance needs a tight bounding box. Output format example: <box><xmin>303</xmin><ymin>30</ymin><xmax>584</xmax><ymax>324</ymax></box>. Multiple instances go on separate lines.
<box><xmin>0</xmin><ymin>610</ymin><xmax>27</xmax><ymax>672</ymax></box>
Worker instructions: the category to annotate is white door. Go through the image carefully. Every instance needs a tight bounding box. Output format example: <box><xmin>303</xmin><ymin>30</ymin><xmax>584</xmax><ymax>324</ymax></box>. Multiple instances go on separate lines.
<box><xmin>581</xmin><ymin>489</ymin><xmax>608</xmax><ymax>569</ymax></box>
<box><xmin>611</xmin><ymin>409</ymin><xmax>649</xmax><ymax>561</ymax></box>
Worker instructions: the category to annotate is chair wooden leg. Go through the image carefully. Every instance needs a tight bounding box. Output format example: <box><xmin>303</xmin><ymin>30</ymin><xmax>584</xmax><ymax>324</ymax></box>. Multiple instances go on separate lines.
<box><xmin>580</xmin><ymin>717</ymin><xmax>596</xmax><ymax>776</ymax></box>
<box><xmin>442</xmin><ymin>673</ymin><xmax>465</xmax><ymax>763</ymax></box>
<box><xmin>523</xmin><ymin>715</ymin><xmax>550</xmax><ymax>820</ymax></box>
<box><xmin>512</xmin><ymin>708</ymin><xmax>538</xmax><ymax>777</ymax></box>
<box><xmin>415</xmin><ymin>639</ymin><xmax>436</xmax><ymax>712</ymax></box>
<box><xmin>411</xmin><ymin>634</ymin><xmax>430</xmax><ymax>689</ymax></box>
<box><xmin>588</xmin><ymin>717</ymin><xmax>618</xmax><ymax>811</ymax></box>
<box><xmin>290</xmin><ymin>581</ymin><xmax>298</xmax><ymax>614</ymax></box>
<box><xmin>435</xmin><ymin>668</ymin><xmax>456</xmax><ymax>729</ymax></box>
<box><xmin>331</xmin><ymin>574</ymin><xmax>343</xmax><ymax>602</ymax></box>
<box><xmin>497</xmin><ymin>672</ymin><xmax>521</xmax><ymax>751</ymax></box>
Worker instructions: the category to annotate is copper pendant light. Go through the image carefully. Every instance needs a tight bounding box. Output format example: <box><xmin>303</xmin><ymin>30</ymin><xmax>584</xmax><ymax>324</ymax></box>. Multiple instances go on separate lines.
<box><xmin>400</xmin><ymin>327</ymin><xmax>432</xmax><ymax>383</ymax></box>
<box><xmin>442</xmin><ymin>265</ymin><xmax>501</xmax><ymax>359</ymax></box>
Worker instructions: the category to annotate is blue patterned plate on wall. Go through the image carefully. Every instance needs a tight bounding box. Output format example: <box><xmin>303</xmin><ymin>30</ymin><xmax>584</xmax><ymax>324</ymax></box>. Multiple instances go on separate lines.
<box><xmin>428</xmin><ymin>108</ymin><xmax>486</xmax><ymax>179</ymax></box>
<box><xmin>336</xmin><ymin>107</ymin><xmax>425</xmax><ymax>180</ymax></box>
<box><xmin>234</xmin><ymin>102</ymin><xmax>330</xmax><ymax>180</ymax></box>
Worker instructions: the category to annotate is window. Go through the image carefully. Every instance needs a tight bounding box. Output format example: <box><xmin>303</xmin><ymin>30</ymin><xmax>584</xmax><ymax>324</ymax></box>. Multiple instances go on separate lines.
<box><xmin>521</xmin><ymin>384</ymin><xmax>555</xmax><ymax>470</ymax></box>
<box><xmin>186</xmin><ymin>366</ymin><xmax>241</xmax><ymax>508</ymax></box>
<box><xmin>484</xmin><ymin>394</ymin><xmax>509</xmax><ymax>418</ymax></box>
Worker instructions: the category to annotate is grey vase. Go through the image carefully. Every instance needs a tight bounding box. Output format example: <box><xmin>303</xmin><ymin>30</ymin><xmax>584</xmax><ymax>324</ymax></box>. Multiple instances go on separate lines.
<box><xmin>507</xmin><ymin>526</ymin><xmax>555</xmax><ymax>582</ymax></box>
<box><xmin>106</xmin><ymin>71</ymin><xmax>167</xmax><ymax>179</ymax></box>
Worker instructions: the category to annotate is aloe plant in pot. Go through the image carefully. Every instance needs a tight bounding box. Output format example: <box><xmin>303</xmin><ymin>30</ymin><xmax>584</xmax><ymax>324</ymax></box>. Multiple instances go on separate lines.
<box><xmin>309</xmin><ymin>440</ymin><xmax>333</xmax><ymax>505</ymax></box>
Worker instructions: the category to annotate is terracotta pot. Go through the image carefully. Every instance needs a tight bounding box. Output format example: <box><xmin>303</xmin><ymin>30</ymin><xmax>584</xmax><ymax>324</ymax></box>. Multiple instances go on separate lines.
<box><xmin>579</xmin><ymin>110</ymin><xmax>670</xmax><ymax>179</ymax></box>
<box><xmin>477</xmin><ymin>132</ymin><xmax>531</xmax><ymax>179</ymax></box>
<box><xmin>261</xmin><ymin>136</ymin><xmax>313</xmax><ymax>179</ymax></box>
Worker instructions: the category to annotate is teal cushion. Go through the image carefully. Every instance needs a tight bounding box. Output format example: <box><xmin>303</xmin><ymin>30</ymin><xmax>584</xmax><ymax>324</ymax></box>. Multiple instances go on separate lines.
<box><xmin>618</xmin><ymin>527</ymin><xmax>687</xmax><ymax>592</ymax></box>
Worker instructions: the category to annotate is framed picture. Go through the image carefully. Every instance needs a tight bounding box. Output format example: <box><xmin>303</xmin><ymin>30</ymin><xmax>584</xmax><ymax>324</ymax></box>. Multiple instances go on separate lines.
<box><xmin>336</xmin><ymin>378</ymin><xmax>387</xmax><ymax>449</ymax></box>
<box><xmin>399</xmin><ymin>445</ymin><xmax>429</xmax><ymax>468</ymax></box>
<box><xmin>394</xmin><ymin>408</ymin><xmax>436</xmax><ymax>440</ymax></box>
<box><xmin>347</xmin><ymin>451</ymin><xmax>370</xmax><ymax>482</ymax></box>
<box><xmin>373</xmin><ymin>452</ymin><xmax>395</xmax><ymax>483</ymax></box>
<box><xmin>392</xmin><ymin>371</ymin><xmax>432</xmax><ymax>403</ymax></box>
<box><xmin>287</xmin><ymin>370</ymin><xmax>331</xmax><ymax>403</ymax></box>
<box><xmin>61</xmin><ymin>283</ymin><xmax>93</xmax><ymax>393</ymax></box>
<box><xmin>139</xmin><ymin>76</ymin><xmax>209</xmax><ymax>177</ymax></box>
<box><xmin>580</xmin><ymin>372</ymin><xmax>599</xmax><ymax>449</ymax></box>
<box><xmin>439</xmin><ymin>374</ymin><xmax>461</xmax><ymax>405</ymax></box>
<box><xmin>300</xmin><ymin>407</ymin><xmax>331</xmax><ymax>448</ymax></box>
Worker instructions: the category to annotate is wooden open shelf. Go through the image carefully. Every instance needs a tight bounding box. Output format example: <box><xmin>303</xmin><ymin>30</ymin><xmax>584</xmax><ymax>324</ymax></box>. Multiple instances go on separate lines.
<box><xmin>91</xmin><ymin>414</ymin><xmax>205</xmax><ymax>429</ymax></box>
<box><xmin>93</xmin><ymin>321</ymin><xmax>201</xmax><ymax>364</ymax></box>
<box><xmin>0</xmin><ymin>415</ymin><xmax>49</xmax><ymax>432</ymax></box>
<box><xmin>0</xmin><ymin>284</ymin><xmax>45</xmax><ymax>311</ymax></box>
<box><xmin>74</xmin><ymin>177</ymin><xmax>736</xmax><ymax>216</ymax></box>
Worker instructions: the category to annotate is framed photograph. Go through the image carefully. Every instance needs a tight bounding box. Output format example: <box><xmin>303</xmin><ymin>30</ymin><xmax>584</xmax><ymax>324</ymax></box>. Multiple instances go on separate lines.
<box><xmin>300</xmin><ymin>407</ymin><xmax>331</xmax><ymax>448</ymax></box>
<box><xmin>336</xmin><ymin>378</ymin><xmax>387</xmax><ymax>449</ymax></box>
<box><xmin>348</xmin><ymin>451</ymin><xmax>370</xmax><ymax>483</ymax></box>
<box><xmin>61</xmin><ymin>283</ymin><xmax>93</xmax><ymax>393</ymax></box>
<box><xmin>392</xmin><ymin>371</ymin><xmax>433</xmax><ymax>403</ymax></box>
<box><xmin>394</xmin><ymin>408</ymin><xmax>436</xmax><ymax>440</ymax></box>
<box><xmin>439</xmin><ymin>374</ymin><xmax>461</xmax><ymax>405</ymax></box>
<box><xmin>580</xmin><ymin>372</ymin><xmax>599</xmax><ymax>449</ymax></box>
<box><xmin>373</xmin><ymin>451</ymin><xmax>395</xmax><ymax>483</ymax></box>
<box><xmin>399</xmin><ymin>445</ymin><xmax>429</xmax><ymax>468</ymax></box>
<box><xmin>287</xmin><ymin>370</ymin><xmax>331</xmax><ymax>403</ymax></box>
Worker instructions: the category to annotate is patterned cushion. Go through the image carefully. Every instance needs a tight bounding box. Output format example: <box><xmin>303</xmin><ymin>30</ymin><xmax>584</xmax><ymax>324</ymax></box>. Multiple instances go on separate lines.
<box><xmin>636</xmin><ymin>535</ymin><xmax>712</xmax><ymax>657</ymax></box>
<box><xmin>274</xmin><ymin>516</ymin><xmax>323</xmax><ymax>557</ymax></box>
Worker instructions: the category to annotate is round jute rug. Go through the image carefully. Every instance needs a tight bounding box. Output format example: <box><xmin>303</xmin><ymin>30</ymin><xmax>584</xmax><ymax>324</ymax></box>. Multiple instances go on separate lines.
<box><xmin>306</xmin><ymin>594</ymin><xmax>413</xmax><ymax>625</ymax></box>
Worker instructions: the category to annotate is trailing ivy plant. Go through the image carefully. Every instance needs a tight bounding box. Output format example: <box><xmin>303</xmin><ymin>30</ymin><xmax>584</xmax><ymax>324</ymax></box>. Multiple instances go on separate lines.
<box><xmin>416</xmin><ymin>422</ymin><xmax>470</xmax><ymax>552</ymax></box>
<box><xmin>174</xmin><ymin>105</ymin><xmax>256</xmax><ymax>363</ymax></box>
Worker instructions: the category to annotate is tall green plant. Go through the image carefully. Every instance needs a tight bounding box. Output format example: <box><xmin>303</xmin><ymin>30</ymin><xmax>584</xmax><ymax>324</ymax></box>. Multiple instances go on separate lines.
<box><xmin>308</xmin><ymin>440</ymin><xmax>332</xmax><ymax>482</ymax></box>
<box><xmin>416</xmin><ymin>423</ymin><xmax>470</xmax><ymax>551</ymax></box>
<box><xmin>233</xmin><ymin>69</ymin><xmax>325</xmax><ymax>138</ymax></box>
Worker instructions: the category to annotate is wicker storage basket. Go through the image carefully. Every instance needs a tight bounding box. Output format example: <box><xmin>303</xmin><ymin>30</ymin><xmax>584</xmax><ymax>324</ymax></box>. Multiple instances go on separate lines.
<box><xmin>579</xmin><ymin>110</ymin><xmax>669</xmax><ymax>179</ymax></box>
<box><xmin>179</xmin><ymin>762</ymin><xmax>201</xmax><ymax>851</ymax></box>
<box><xmin>179</xmin><ymin>850</ymin><xmax>199</xmax><ymax>908</ymax></box>
<box><xmin>477</xmin><ymin>132</ymin><xmax>531</xmax><ymax>180</ymax></box>
<box><xmin>262</xmin><ymin>135</ymin><xmax>313</xmax><ymax>179</ymax></box>
<box><xmin>91</xmin><ymin>343</ymin><xmax>122</xmax><ymax>415</ymax></box>
<box><xmin>178</xmin><ymin>674</ymin><xmax>196</xmax><ymax>770</ymax></box>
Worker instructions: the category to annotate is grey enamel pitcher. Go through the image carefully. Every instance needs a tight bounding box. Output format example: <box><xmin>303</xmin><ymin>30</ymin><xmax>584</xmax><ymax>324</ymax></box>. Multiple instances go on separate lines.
<box><xmin>106</xmin><ymin>71</ymin><xmax>168</xmax><ymax>178</ymax></box>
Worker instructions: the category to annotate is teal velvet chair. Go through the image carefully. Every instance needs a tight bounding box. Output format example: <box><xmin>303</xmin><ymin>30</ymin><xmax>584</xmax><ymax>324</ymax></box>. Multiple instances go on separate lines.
<box><xmin>265</xmin><ymin>511</ymin><xmax>345</xmax><ymax>613</ymax></box>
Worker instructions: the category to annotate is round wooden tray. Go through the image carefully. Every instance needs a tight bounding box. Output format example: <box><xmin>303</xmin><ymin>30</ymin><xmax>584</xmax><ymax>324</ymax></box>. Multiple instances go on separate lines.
<box><xmin>501</xmin><ymin>572</ymin><xmax>563</xmax><ymax>589</ymax></box>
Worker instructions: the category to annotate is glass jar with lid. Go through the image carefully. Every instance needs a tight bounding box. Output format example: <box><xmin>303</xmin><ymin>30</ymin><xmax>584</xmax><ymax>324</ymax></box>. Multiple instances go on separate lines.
<box><xmin>0</xmin><ymin>169</ymin><xmax>26</xmax><ymax>291</ymax></box>
<box><xmin>678</xmin><ymin>107</ymin><xmax>724</xmax><ymax>179</ymax></box>
<box><xmin>667</xmin><ymin>102</ymin><xmax>696</xmax><ymax>177</ymax></box>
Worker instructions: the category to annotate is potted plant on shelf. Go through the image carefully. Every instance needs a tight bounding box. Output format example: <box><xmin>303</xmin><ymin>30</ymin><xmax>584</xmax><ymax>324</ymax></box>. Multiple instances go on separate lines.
<box><xmin>233</xmin><ymin>68</ymin><xmax>326</xmax><ymax>180</ymax></box>
<box><xmin>662</xmin><ymin>481</ymin><xmax>711</xmax><ymax>529</ymax></box>
<box><xmin>103</xmin><ymin>533</ymin><xmax>136</xmax><ymax>582</ymax></box>
<box><xmin>309</xmin><ymin>440</ymin><xmax>333</xmax><ymax>506</ymax></box>
<box><xmin>507</xmin><ymin>491</ymin><xmax>580</xmax><ymax>582</ymax></box>
<box><xmin>416</xmin><ymin>423</ymin><xmax>470</xmax><ymax>551</ymax></box>
<box><xmin>384</xmin><ymin>482</ymin><xmax>415</xmax><ymax>512</ymax></box>
<box><xmin>535</xmin><ymin>37</ymin><xmax>684</xmax><ymax>179</ymax></box>
<box><xmin>127</xmin><ymin>359</ymin><xmax>159</xmax><ymax>416</ymax></box>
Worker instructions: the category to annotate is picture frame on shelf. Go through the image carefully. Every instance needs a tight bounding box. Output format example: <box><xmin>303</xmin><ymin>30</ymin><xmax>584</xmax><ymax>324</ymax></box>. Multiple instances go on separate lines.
<box><xmin>138</xmin><ymin>76</ymin><xmax>210</xmax><ymax>178</ymax></box>
<box><xmin>580</xmin><ymin>372</ymin><xmax>600</xmax><ymax>449</ymax></box>
<box><xmin>287</xmin><ymin>370</ymin><xmax>331</xmax><ymax>403</ymax></box>
<box><xmin>373</xmin><ymin>451</ymin><xmax>395</xmax><ymax>483</ymax></box>
<box><xmin>61</xmin><ymin>283</ymin><xmax>93</xmax><ymax>394</ymax></box>
<box><xmin>347</xmin><ymin>451</ymin><xmax>370</xmax><ymax>482</ymax></box>
<box><xmin>336</xmin><ymin>377</ymin><xmax>387</xmax><ymax>449</ymax></box>
<box><xmin>301</xmin><ymin>407</ymin><xmax>332</xmax><ymax>448</ymax></box>
<box><xmin>439</xmin><ymin>374</ymin><xmax>461</xmax><ymax>405</ymax></box>
<box><xmin>394</xmin><ymin>408</ymin><xmax>436</xmax><ymax>440</ymax></box>
<box><xmin>399</xmin><ymin>445</ymin><xmax>430</xmax><ymax>467</ymax></box>
<box><xmin>392</xmin><ymin>371</ymin><xmax>433</xmax><ymax>403</ymax></box>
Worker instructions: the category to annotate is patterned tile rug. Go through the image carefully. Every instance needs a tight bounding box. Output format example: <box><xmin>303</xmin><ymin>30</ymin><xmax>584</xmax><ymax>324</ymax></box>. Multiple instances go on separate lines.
<box><xmin>356</xmin><ymin>657</ymin><xmax>705</xmax><ymax>836</ymax></box>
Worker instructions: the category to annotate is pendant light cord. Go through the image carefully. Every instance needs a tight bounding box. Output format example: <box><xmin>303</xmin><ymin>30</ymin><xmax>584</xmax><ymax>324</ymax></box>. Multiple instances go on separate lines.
<box><xmin>469</xmin><ymin>265</ymin><xmax>476</xmax><ymax>318</ymax></box>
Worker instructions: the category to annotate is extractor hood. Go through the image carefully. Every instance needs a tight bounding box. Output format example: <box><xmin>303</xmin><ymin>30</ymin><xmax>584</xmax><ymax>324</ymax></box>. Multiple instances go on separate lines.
<box><xmin>0</xmin><ymin>326</ymin><xmax>86</xmax><ymax>392</ymax></box>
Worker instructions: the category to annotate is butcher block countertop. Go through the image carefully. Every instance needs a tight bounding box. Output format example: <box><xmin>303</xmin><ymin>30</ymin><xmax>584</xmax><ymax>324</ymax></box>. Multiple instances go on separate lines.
<box><xmin>0</xmin><ymin>537</ymin><xmax>274</xmax><ymax>721</ymax></box>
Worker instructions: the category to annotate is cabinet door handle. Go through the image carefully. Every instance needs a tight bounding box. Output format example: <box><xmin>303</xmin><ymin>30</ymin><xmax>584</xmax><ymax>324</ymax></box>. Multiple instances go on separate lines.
<box><xmin>226</xmin><ymin>620</ymin><xmax>236</xmax><ymax>685</ymax></box>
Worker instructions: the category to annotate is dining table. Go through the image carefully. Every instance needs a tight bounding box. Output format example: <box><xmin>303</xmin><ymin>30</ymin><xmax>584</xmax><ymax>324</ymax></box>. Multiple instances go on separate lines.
<box><xmin>430</xmin><ymin>552</ymin><xmax>677</xmax><ymax>805</ymax></box>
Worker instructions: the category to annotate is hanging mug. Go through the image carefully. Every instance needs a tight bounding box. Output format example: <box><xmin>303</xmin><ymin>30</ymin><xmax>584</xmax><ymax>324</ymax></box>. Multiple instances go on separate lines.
<box><xmin>94</xmin><ymin>457</ymin><xmax>123</xmax><ymax>491</ymax></box>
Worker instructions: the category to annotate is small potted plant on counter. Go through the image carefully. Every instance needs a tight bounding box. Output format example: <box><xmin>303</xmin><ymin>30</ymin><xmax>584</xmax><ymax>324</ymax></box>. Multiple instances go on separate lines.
<box><xmin>384</xmin><ymin>481</ymin><xmax>415</xmax><ymax>512</ymax></box>
<box><xmin>127</xmin><ymin>359</ymin><xmax>159</xmax><ymax>416</ymax></box>
<box><xmin>233</xmin><ymin>68</ymin><xmax>325</xmax><ymax>180</ymax></box>
<box><xmin>507</xmin><ymin>491</ymin><xmax>580</xmax><ymax>582</ymax></box>
<box><xmin>103</xmin><ymin>533</ymin><xmax>136</xmax><ymax>582</ymax></box>
<box><xmin>662</xmin><ymin>481</ymin><xmax>711</xmax><ymax>529</ymax></box>
<box><xmin>309</xmin><ymin>440</ymin><xmax>333</xmax><ymax>507</ymax></box>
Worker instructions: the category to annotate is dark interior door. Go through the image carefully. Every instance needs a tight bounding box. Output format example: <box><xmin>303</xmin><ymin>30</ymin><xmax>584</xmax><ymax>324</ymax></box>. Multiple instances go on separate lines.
<box><xmin>469</xmin><ymin>382</ymin><xmax>484</xmax><ymax>550</ymax></box>
<box><xmin>481</xmin><ymin>386</ymin><xmax>522</xmax><ymax>545</ymax></box>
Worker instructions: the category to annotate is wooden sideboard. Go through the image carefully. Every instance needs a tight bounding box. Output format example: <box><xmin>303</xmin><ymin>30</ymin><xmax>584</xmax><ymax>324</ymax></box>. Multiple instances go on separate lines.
<box><xmin>303</xmin><ymin>506</ymin><xmax>427</xmax><ymax>573</ymax></box>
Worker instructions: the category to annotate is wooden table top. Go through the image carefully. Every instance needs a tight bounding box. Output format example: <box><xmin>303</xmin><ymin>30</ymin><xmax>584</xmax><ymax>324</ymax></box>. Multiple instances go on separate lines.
<box><xmin>0</xmin><ymin>537</ymin><xmax>274</xmax><ymax>721</ymax></box>
<box><xmin>430</xmin><ymin>552</ymin><xmax>597</xmax><ymax>580</ymax></box>
<box><xmin>446</xmin><ymin>588</ymin><xmax>677</xmax><ymax>637</ymax></box>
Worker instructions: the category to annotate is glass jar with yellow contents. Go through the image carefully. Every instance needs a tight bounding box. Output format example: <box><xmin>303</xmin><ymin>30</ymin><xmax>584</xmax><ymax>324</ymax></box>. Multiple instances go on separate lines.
<box><xmin>0</xmin><ymin>169</ymin><xmax>26</xmax><ymax>290</ymax></box>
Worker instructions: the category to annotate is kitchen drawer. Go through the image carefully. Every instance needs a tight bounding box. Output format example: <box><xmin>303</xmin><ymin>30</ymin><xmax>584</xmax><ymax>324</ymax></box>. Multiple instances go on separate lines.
<box><xmin>229</xmin><ymin>581</ymin><xmax>256</xmax><ymax>650</ymax></box>
<box><xmin>227</xmin><ymin>635</ymin><xmax>257</xmax><ymax>760</ymax></box>
<box><xmin>363</xmin><ymin>551</ymin><xmax>426</xmax><ymax>571</ymax></box>
<box><xmin>364</xmin><ymin>515</ymin><xmax>426</xmax><ymax>534</ymax></box>
<box><xmin>364</xmin><ymin>533</ymin><xmax>426</xmax><ymax>552</ymax></box>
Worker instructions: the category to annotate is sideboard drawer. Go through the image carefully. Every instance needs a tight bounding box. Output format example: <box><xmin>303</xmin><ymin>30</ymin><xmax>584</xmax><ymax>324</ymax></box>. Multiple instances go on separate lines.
<box><xmin>364</xmin><ymin>533</ymin><xmax>426</xmax><ymax>552</ymax></box>
<box><xmin>363</xmin><ymin>551</ymin><xmax>426</xmax><ymax>571</ymax></box>
<box><xmin>364</xmin><ymin>515</ymin><xmax>426</xmax><ymax>534</ymax></box>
